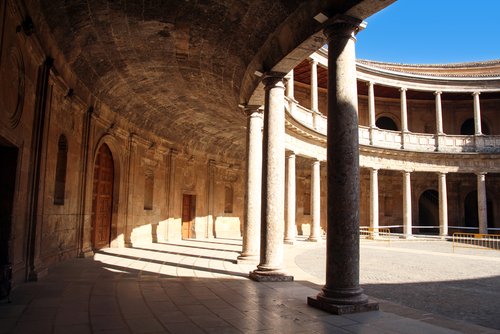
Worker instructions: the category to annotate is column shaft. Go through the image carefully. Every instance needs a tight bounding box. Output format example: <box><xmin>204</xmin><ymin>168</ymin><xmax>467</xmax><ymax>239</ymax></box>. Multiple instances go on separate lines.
<box><xmin>473</xmin><ymin>92</ymin><xmax>482</xmax><ymax>135</ymax></box>
<box><xmin>308</xmin><ymin>17</ymin><xmax>377</xmax><ymax>313</ymax></box>
<box><xmin>310</xmin><ymin>59</ymin><xmax>319</xmax><ymax>113</ymax></box>
<box><xmin>477</xmin><ymin>173</ymin><xmax>488</xmax><ymax>234</ymax></box>
<box><xmin>286</xmin><ymin>70</ymin><xmax>294</xmax><ymax>99</ymax></box>
<box><xmin>238</xmin><ymin>106</ymin><xmax>263</xmax><ymax>263</ymax></box>
<box><xmin>400</xmin><ymin>88</ymin><xmax>408</xmax><ymax>132</ymax></box>
<box><xmin>285</xmin><ymin>153</ymin><xmax>296</xmax><ymax>244</ymax></box>
<box><xmin>435</xmin><ymin>91</ymin><xmax>443</xmax><ymax>134</ymax></box>
<box><xmin>368</xmin><ymin>82</ymin><xmax>376</xmax><ymax>128</ymax></box>
<box><xmin>438</xmin><ymin>172</ymin><xmax>448</xmax><ymax>237</ymax></box>
<box><xmin>403</xmin><ymin>171</ymin><xmax>412</xmax><ymax>238</ymax></box>
<box><xmin>369</xmin><ymin>168</ymin><xmax>379</xmax><ymax>234</ymax></box>
<box><xmin>250</xmin><ymin>73</ymin><xmax>292</xmax><ymax>281</ymax></box>
<box><xmin>308</xmin><ymin>160</ymin><xmax>321</xmax><ymax>241</ymax></box>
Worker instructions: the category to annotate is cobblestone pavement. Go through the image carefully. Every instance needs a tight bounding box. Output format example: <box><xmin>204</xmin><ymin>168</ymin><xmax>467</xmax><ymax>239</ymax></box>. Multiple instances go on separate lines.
<box><xmin>294</xmin><ymin>238</ymin><xmax>500</xmax><ymax>331</ymax></box>
<box><xmin>0</xmin><ymin>238</ymin><xmax>498</xmax><ymax>334</ymax></box>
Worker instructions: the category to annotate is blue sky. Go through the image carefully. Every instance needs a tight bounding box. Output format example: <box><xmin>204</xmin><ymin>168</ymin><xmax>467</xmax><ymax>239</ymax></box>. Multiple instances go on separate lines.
<box><xmin>355</xmin><ymin>0</ymin><xmax>500</xmax><ymax>64</ymax></box>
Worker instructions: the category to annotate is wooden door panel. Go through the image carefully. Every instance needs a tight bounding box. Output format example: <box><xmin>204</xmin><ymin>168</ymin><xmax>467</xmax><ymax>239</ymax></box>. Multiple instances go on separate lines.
<box><xmin>91</xmin><ymin>144</ymin><xmax>114</xmax><ymax>249</ymax></box>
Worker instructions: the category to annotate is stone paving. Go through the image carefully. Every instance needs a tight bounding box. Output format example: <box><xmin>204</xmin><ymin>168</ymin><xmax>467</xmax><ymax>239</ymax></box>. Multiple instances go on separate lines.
<box><xmin>0</xmin><ymin>237</ymin><xmax>499</xmax><ymax>334</ymax></box>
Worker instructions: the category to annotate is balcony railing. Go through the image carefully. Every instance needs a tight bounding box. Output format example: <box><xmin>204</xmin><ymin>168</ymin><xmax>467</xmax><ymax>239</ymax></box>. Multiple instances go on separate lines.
<box><xmin>286</xmin><ymin>98</ymin><xmax>500</xmax><ymax>154</ymax></box>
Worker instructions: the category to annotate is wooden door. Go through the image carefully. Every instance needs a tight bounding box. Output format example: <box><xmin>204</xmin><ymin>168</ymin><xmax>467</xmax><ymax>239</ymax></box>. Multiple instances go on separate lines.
<box><xmin>91</xmin><ymin>144</ymin><xmax>114</xmax><ymax>249</ymax></box>
<box><xmin>182</xmin><ymin>195</ymin><xmax>195</xmax><ymax>239</ymax></box>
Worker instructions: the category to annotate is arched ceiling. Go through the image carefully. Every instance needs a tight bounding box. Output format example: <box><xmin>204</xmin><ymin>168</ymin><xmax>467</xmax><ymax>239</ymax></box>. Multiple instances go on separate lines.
<box><xmin>33</xmin><ymin>0</ymin><xmax>391</xmax><ymax>159</ymax></box>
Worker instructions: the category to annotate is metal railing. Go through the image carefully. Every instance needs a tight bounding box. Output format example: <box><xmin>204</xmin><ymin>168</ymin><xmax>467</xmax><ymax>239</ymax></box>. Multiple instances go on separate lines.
<box><xmin>452</xmin><ymin>232</ymin><xmax>500</xmax><ymax>251</ymax></box>
<box><xmin>360</xmin><ymin>227</ymin><xmax>391</xmax><ymax>245</ymax></box>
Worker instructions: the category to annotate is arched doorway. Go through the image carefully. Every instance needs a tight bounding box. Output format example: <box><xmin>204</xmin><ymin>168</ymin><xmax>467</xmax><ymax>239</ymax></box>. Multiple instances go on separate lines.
<box><xmin>91</xmin><ymin>144</ymin><xmax>115</xmax><ymax>250</ymax></box>
<box><xmin>418</xmin><ymin>190</ymin><xmax>439</xmax><ymax>235</ymax></box>
<box><xmin>376</xmin><ymin>116</ymin><xmax>399</xmax><ymax>131</ymax></box>
<box><xmin>460</xmin><ymin>118</ymin><xmax>490</xmax><ymax>135</ymax></box>
<box><xmin>464</xmin><ymin>191</ymin><xmax>494</xmax><ymax>232</ymax></box>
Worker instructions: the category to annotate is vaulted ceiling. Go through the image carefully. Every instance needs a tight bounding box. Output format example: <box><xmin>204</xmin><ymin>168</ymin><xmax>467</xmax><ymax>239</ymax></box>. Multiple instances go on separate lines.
<box><xmin>33</xmin><ymin>0</ymin><xmax>392</xmax><ymax>158</ymax></box>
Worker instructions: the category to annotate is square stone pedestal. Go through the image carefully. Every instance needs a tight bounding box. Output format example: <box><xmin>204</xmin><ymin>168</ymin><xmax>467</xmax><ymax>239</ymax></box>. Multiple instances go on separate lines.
<box><xmin>249</xmin><ymin>271</ymin><xmax>294</xmax><ymax>282</ymax></box>
<box><xmin>307</xmin><ymin>296</ymin><xmax>379</xmax><ymax>315</ymax></box>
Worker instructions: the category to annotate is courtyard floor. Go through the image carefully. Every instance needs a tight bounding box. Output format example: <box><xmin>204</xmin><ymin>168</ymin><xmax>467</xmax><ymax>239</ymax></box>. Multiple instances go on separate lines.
<box><xmin>0</xmin><ymin>237</ymin><xmax>499</xmax><ymax>333</ymax></box>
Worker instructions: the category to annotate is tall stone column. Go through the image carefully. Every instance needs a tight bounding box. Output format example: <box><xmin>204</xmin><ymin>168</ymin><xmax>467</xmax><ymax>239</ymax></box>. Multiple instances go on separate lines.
<box><xmin>249</xmin><ymin>73</ymin><xmax>292</xmax><ymax>281</ymax></box>
<box><xmin>477</xmin><ymin>172</ymin><xmax>488</xmax><ymax>234</ymax></box>
<box><xmin>284</xmin><ymin>152</ymin><xmax>296</xmax><ymax>244</ymax></box>
<box><xmin>286</xmin><ymin>70</ymin><xmax>294</xmax><ymax>100</ymax></box>
<box><xmin>403</xmin><ymin>171</ymin><xmax>413</xmax><ymax>238</ymax></box>
<box><xmin>370</xmin><ymin>168</ymin><xmax>379</xmax><ymax>234</ymax></box>
<box><xmin>434</xmin><ymin>91</ymin><xmax>444</xmax><ymax>134</ymax></box>
<box><xmin>308</xmin><ymin>160</ymin><xmax>321</xmax><ymax>241</ymax></box>
<box><xmin>400</xmin><ymin>88</ymin><xmax>408</xmax><ymax>132</ymax></box>
<box><xmin>238</xmin><ymin>106</ymin><xmax>263</xmax><ymax>263</ymax></box>
<box><xmin>438</xmin><ymin>172</ymin><xmax>448</xmax><ymax>237</ymax></box>
<box><xmin>367</xmin><ymin>81</ymin><xmax>376</xmax><ymax>145</ymax></box>
<box><xmin>308</xmin><ymin>16</ymin><xmax>377</xmax><ymax>314</ymax></box>
<box><xmin>310</xmin><ymin>59</ymin><xmax>319</xmax><ymax>113</ymax></box>
<box><xmin>472</xmin><ymin>92</ymin><xmax>482</xmax><ymax>135</ymax></box>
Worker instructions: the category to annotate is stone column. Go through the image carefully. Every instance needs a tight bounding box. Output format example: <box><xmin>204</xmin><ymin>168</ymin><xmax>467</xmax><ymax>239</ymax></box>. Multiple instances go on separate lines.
<box><xmin>477</xmin><ymin>172</ymin><xmax>488</xmax><ymax>234</ymax></box>
<box><xmin>308</xmin><ymin>16</ymin><xmax>377</xmax><ymax>314</ymax></box>
<box><xmin>438</xmin><ymin>172</ymin><xmax>448</xmax><ymax>237</ymax></box>
<box><xmin>310</xmin><ymin>59</ymin><xmax>319</xmax><ymax>113</ymax></box>
<box><xmin>400</xmin><ymin>88</ymin><xmax>408</xmax><ymax>132</ymax></box>
<box><xmin>284</xmin><ymin>152</ymin><xmax>296</xmax><ymax>244</ymax></box>
<box><xmin>367</xmin><ymin>81</ymin><xmax>376</xmax><ymax>145</ymax></box>
<box><xmin>403</xmin><ymin>171</ymin><xmax>412</xmax><ymax>238</ymax></box>
<box><xmin>370</xmin><ymin>168</ymin><xmax>379</xmax><ymax>235</ymax></box>
<box><xmin>472</xmin><ymin>92</ymin><xmax>482</xmax><ymax>135</ymax></box>
<box><xmin>249</xmin><ymin>73</ymin><xmax>292</xmax><ymax>281</ymax></box>
<box><xmin>308</xmin><ymin>160</ymin><xmax>321</xmax><ymax>241</ymax></box>
<box><xmin>434</xmin><ymin>91</ymin><xmax>444</xmax><ymax>134</ymax></box>
<box><xmin>238</xmin><ymin>106</ymin><xmax>263</xmax><ymax>263</ymax></box>
<box><xmin>286</xmin><ymin>70</ymin><xmax>294</xmax><ymax>100</ymax></box>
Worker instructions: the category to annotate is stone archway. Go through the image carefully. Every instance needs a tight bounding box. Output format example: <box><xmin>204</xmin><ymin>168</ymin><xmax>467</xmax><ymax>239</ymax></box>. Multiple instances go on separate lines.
<box><xmin>91</xmin><ymin>144</ymin><xmax>115</xmax><ymax>250</ymax></box>
<box><xmin>418</xmin><ymin>190</ymin><xmax>439</xmax><ymax>235</ymax></box>
<box><xmin>376</xmin><ymin>116</ymin><xmax>399</xmax><ymax>131</ymax></box>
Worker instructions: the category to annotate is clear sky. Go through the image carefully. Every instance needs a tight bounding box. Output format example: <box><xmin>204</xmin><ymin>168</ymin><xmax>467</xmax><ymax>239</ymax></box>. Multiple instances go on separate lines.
<box><xmin>355</xmin><ymin>0</ymin><xmax>500</xmax><ymax>64</ymax></box>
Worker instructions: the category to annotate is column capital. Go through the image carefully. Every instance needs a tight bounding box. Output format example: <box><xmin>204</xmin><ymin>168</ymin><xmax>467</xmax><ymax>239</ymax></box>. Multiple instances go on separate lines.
<box><xmin>309</xmin><ymin>58</ymin><xmax>318</xmax><ymax>65</ymax></box>
<box><xmin>437</xmin><ymin>171</ymin><xmax>447</xmax><ymax>176</ymax></box>
<box><xmin>434</xmin><ymin>91</ymin><xmax>442</xmax><ymax>96</ymax></box>
<box><xmin>476</xmin><ymin>171</ymin><xmax>487</xmax><ymax>176</ymax></box>
<box><xmin>286</xmin><ymin>151</ymin><xmax>296</xmax><ymax>158</ymax></box>
<box><xmin>262</xmin><ymin>72</ymin><xmax>286</xmax><ymax>89</ymax></box>
<box><xmin>366</xmin><ymin>81</ymin><xmax>375</xmax><ymax>87</ymax></box>
<box><xmin>399</xmin><ymin>87</ymin><xmax>408</xmax><ymax>93</ymax></box>
<box><xmin>472</xmin><ymin>91</ymin><xmax>481</xmax><ymax>96</ymax></box>
<box><xmin>370</xmin><ymin>167</ymin><xmax>379</xmax><ymax>172</ymax></box>
<box><xmin>323</xmin><ymin>15</ymin><xmax>366</xmax><ymax>41</ymax></box>
<box><xmin>243</xmin><ymin>105</ymin><xmax>264</xmax><ymax>116</ymax></box>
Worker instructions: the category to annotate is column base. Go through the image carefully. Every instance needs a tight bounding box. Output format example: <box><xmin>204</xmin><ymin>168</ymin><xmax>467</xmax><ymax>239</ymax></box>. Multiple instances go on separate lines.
<box><xmin>284</xmin><ymin>239</ymin><xmax>295</xmax><ymax>245</ymax></box>
<box><xmin>249</xmin><ymin>270</ymin><xmax>294</xmax><ymax>282</ymax></box>
<box><xmin>236</xmin><ymin>254</ymin><xmax>259</xmax><ymax>264</ymax></box>
<box><xmin>307</xmin><ymin>296</ymin><xmax>378</xmax><ymax>315</ymax></box>
<box><xmin>402</xmin><ymin>234</ymin><xmax>414</xmax><ymax>240</ymax></box>
<box><xmin>307</xmin><ymin>236</ymin><xmax>320</xmax><ymax>242</ymax></box>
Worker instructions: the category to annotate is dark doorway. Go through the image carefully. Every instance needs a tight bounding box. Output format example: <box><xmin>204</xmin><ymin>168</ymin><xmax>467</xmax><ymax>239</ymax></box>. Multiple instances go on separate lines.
<box><xmin>464</xmin><ymin>191</ymin><xmax>494</xmax><ymax>232</ymax></box>
<box><xmin>0</xmin><ymin>141</ymin><xmax>18</xmax><ymax>268</ymax></box>
<box><xmin>376</xmin><ymin>116</ymin><xmax>399</xmax><ymax>131</ymax></box>
<box><xmin>182</xmin><ymin>194</ymin><xmax>196</xmax><ymax>239</ymax></box>
<box><xmin>418</xmin><ymin>190</ymin><xmax>439</xmax><ymax>235</ymax></box>
<box><xmin>460</xmin><ymin>118</ymin><xmax>490</xmax><ymax>135</ymax></box>
<box><xmin>91</xmin><ymin>144</ymin><xmax>114</xmax><ymax>250</ymax></box>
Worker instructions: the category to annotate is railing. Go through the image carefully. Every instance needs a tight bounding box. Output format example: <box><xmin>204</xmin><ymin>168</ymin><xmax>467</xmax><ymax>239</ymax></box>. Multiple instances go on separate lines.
<box><xmin>285</xmin><ymin>98</ymin><xmax>500</xmax><ymax>153</ymax></box>
<box><xmin>360</xmin><ymin>227</ymin><xmax>391</xmax><ymax>245</ymax></box>
<box><xmin>452</xmin><ymin>232</ymin><xmax>500</xmax><ymax>252</ymax></box>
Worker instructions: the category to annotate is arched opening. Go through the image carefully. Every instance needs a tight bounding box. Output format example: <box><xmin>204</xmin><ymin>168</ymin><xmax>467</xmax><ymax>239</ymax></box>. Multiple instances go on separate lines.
<box><xmin>53</xmin><ymin>135</ymin><xmax>68</xmax><ymax>205</ymax></box>
<box><xmin>0</xmin><ymin>138</ymin><xmax>18</xmax><ymax>300</ymax></box>
<box><xmin>418</xmin><ymin>190</ymin><xmax>439</xmax><ymax>235</ymax></box>
<box><xmin>460</xmin><ymin>118</ymin><xmax>490</xmax><ymax>135</ymax></box>
<box><xmin>376</xmin><ymin>116</ymin><xmax>399</xmax><ymax>131</ymax></box>
<box><xmin>464</xmin><ymin>191</ymin><xmax>494</xmax><ymax>232</ymax></box>
<box><xmin>91</xmin><ymin>144</ymin><xmax>115</xmax><ymax>250</ymax></box>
